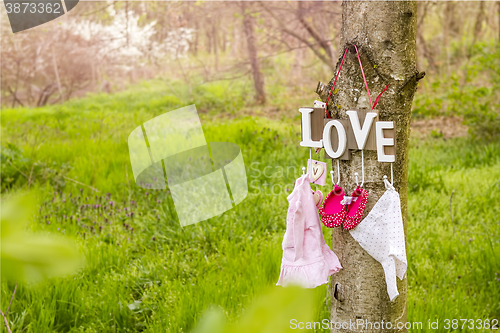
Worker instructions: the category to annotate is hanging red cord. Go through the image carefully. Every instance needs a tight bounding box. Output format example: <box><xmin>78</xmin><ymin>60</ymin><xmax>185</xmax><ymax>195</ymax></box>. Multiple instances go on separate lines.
<box><xmin>324</xmin><ymin>47</ymin><xmax>349</xmax><ymax>118</ymax></box>
<box><xmin>353</xmin><ymin>45</ymin><xmax>389</xmax><ymax>110</ymax></box>
<box><xmin>324</xmin><ymin>44</ymin><xmax>389</xmax><ymax>114</ymax></box>
<box><xmin>353</xmin><ymin>45</ymin><xmax>373</xmax><ymax>108</ymax></box>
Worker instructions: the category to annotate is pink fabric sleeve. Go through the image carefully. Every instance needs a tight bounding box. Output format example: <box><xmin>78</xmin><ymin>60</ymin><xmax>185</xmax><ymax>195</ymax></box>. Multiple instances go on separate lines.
<box><xmin>293</xmin><ymin>199</ymin><xmax>305</xmax><ymax>261</ymax></box>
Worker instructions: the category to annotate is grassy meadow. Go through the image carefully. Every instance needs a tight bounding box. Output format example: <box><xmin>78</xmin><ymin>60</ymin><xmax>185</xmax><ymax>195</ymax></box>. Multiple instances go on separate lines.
<box><xmin>1</xmin><ymin>79</ymin><xmax>499</xmax><ymax>332</ymax></box>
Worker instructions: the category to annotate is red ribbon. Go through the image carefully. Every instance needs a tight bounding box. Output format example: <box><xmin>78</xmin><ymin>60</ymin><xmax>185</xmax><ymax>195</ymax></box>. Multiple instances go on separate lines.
<box><xmin>325</xmin><ymin>47</ymin><xmax>349</xmax><ymax>118</ymax></box>
<box><xmin>324</xmin><ymin>44</ymin><xmax>389</xmax><ymax>117</ymax></box>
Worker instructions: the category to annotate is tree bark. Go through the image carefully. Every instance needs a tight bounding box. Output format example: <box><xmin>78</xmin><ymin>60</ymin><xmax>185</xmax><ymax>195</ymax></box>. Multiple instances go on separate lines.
<box><xmin>241</xmin><ymin>2</ymin><xmax>266</xmax><ymax>104</ymax></box>
<box><xmin>316</xmin><ymin>1</ymin><xmax>420</xmax><ymax>332</ymax></box>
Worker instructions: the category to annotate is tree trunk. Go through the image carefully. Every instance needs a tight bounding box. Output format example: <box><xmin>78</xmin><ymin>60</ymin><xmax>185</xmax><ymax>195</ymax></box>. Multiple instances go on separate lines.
<box><xmin>12</xmin><ymin>61</ymin><xmax>21</xmax><ymax>108</ymax></box>
<box><xmin>471</xmin><ymin>1</ymin><xmax>485</xmax><ymax>49</ymax></box>
<box><xmin>206</xmin><ymin>25</ymin><xmax>212</xmax><ymax>54</ymax></box>
<box><xmin>193</xmin><ymin>21</ymin><xmax>199</xmax><ymax>56</ymax></box>
<box><xmin>416</xmin><ymin>2</ymin><xmax>437</xmax><ymax>73</ymax></box>
<box><xmin>241</xmin><ymin>1</ymin><xmax>266</xmax><ymax>104</ymax></box>
<box><xmin>294</xmin><ymin>34</ymin><xmax>304</xmax><ymax>80</ymax></box>
<box><xmin>443</xmin><ymin>2</ymin><xmax>459</xmax><ymax>75</ymax></box>
<box><xmin>473</xmin><ymin>1</ymin><xmax>485</xmax><ymax>38</ymax></box>
<box><xmin>221</xmin><ymin>26</ymin><xmax>227</xmax><ymax>53</ymax></box>
<box><xmin>316</xmin><ymin>1</ymin><xmax>420</xmax><ymax>332</ymax></box>
<box><xmin>213</xmin><ymin>19</ymin><xmax>219</xmax><ymax>71</ymax></box>
<box><xmin>497</xmin><ymin>2</ymin><xmax>500</xmax><ymax>42</ymax></box>
<box><xmin>52</xmin><ymin>50</ymin><xmax>63</xmax><ymax>97</ymax></box>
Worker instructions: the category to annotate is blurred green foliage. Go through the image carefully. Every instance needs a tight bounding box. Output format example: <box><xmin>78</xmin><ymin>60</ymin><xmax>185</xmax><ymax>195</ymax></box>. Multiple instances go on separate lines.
<box><xmin>413</xmin><ymin>42</ymin><xmax>500</xmax><ymax>141</ymax></box>
<box><xmin>1</xmin><ymin>193</ymin><xmax>82</xmax><ymax>283</ymax></box>
<box><xmin>191</xmin><ymin>286</ymin><xmax>318</xmax><ymax>333</ymax></box>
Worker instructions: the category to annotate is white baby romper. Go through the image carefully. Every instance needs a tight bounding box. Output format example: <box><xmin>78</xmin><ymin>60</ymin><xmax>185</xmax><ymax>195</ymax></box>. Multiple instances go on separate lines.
<box><xmin>349</xmin><ymin>182</ymin><xmax>407</xmax><ymax>301</ymax></box>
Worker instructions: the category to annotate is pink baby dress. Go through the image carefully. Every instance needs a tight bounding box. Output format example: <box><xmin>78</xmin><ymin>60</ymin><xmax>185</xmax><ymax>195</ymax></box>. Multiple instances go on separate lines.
<box><xmin>277</xmin><ymin>173</ymin><xmax>342</xmax><ymax>288</ymax></box>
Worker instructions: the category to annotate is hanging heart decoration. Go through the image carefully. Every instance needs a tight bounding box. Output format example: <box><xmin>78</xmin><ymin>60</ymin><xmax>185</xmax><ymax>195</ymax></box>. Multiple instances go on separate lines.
<box><xmin>313</xmin><ymin>191</ymin><xmax>322</xmax><ymax>206</ymax></box>
<box><xmin>311</xmin><ymin>163</ymin><xmax>324</xmax><ymax>181</ymax></box>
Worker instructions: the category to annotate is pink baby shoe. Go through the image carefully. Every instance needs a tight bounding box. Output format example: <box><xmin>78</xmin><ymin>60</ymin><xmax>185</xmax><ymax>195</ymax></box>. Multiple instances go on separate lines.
<box><xmin>343</xmin><ymin>186</ymin><xmax>369</xmax><ymax>230</ymax></box>
<box><xmin>319</xmin><ymin>185</ymin><xmax>347</xmax><ymax>228</ymax></box>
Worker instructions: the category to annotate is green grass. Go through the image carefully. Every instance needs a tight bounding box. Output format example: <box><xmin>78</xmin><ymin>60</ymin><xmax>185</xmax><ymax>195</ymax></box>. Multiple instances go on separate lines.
<box><xmin>1</xmin><ymin>81</ymin><xmax>499</xmax><ymax>332</ymax></box>
<box><xmin>407</xmin><ymin>138</ymin><xmax>500</xmax><ymax>328</ymax></box>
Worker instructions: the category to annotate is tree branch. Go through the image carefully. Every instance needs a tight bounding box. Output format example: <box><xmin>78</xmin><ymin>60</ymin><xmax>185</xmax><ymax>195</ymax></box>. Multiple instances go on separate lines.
<box><xmin>5</xmin><ymin>284</ymin><xmax>17</xmax><ymax>317</ymax></box>
<box><xmin>260</xmin><ymin>2</ymin><xmax>334</xmax><ymax>71</ymax></box>
<box><xmin>0</xmin><ymin>311</ymin><xmax>12</xmax><ymax>333</ymax></box>
<box><xmin>7</xmin><ymin>85</ymin><xmax>24</xmax><ymax>107</ymax></box>
<box><xmin>6</xmin><ymin>159</ymin><xmax>29</xmax><ymax>179</ymax></box>
<box><xmin>80</xmin><ymin>1</ymin><xmax>117</xmax><ymax>17</ymax></box>
<box><xmin>63</xmin><ymin>176</ymin><xmax>100</xmax><ymax>193</ymax></box>
<box><xmin>297</xmin><ymin>2</ymin><xmax>333</xmax><ymax>60</ymax></box>
<box><xmin>0</xmin><ymin>283</ymin><xmax>17</xmax><ymax>333</ymax></box>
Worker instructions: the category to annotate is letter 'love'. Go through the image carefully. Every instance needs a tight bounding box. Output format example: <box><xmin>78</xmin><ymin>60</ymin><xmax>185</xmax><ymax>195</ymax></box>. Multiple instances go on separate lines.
<box><xmin>299</xmin><ymin>108</ymin><xmax>396</xmax><ymax>162</ymax></box>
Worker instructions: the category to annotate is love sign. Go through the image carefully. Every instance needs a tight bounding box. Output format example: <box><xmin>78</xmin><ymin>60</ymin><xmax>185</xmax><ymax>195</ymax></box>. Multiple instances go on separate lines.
<box><xmin>299</xmin><ymin>107</ymin><xmax>396</xmax><ymax>163</ymax></box>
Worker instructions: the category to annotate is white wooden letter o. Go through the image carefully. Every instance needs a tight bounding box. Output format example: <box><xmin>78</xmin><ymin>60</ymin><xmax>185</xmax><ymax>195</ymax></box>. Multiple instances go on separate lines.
<box><xmin>323</xmin><ymin>120</ymin><xmax>347</xmax><ymax>159</ymax></box>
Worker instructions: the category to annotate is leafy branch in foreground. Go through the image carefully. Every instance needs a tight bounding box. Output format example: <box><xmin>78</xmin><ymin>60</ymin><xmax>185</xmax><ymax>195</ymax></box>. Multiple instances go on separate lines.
<box><xmin>1</xmin><ymin>193</ymin><xmax>83</xmax><ymax>332</ymax></box>
<box><xmin>191</xmin><ymin>286</ymin><xmax>319</xmax><ymax>333</ymax></box>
